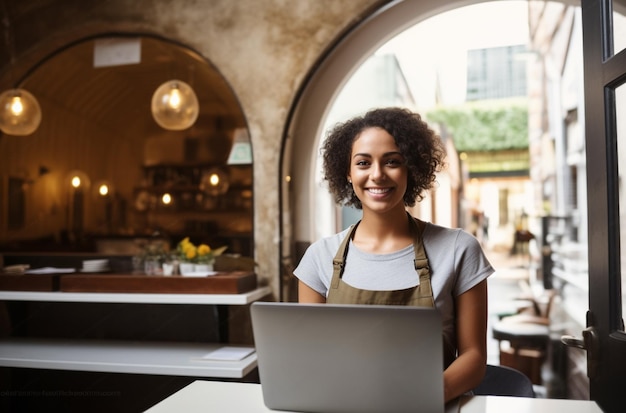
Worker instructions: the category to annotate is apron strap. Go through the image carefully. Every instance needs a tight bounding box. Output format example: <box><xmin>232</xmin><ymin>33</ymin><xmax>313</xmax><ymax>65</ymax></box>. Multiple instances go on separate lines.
<box><xmin>331</xmin><ymin>223</ymin><xmax>359</xmax><ymax>289</ymax></box>
<box><xmin>408</xmin><ymin>215</ymin><xmax>430</xmax><ymax>285</ymax></box>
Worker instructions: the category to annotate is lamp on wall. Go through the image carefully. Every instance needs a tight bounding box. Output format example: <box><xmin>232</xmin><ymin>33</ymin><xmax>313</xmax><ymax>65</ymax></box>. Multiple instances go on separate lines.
<box><xmin>66</xmin><ymin>170</ymin><xmax>90</xmax><ymax>236</ymax></box>
<box><xmin>0</xmin><ymin>88</ymin><xmax>42</xmax><ymax>135</ymax></box>
<box><xmin>151</xmin><ymin>80</ymin><xmax>199</xmax><ymax>131</ymax></box>
<box><xmin>200</xmin><ymin>167</ymin><xmax>230</xmax><ymax>196</ymax></box>
<box><xmin>94</xmin><ymin>180</ymin><xmax>114</xmax><ymax>233</ymax></box>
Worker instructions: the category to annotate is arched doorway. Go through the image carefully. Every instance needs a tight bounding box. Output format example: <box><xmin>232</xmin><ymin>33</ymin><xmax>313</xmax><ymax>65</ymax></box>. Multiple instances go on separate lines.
<box><xmin>284</xmin><ymin>0</ymin><xmax>460</xmax><ymax>247</ymax></box>
<box><xmin>282</xmin><ymin>0</ymin><xmax>497</xmax><ymax>299</ymax></box>
<box><xmin>281</xmin><ymin>0</ymin><xmax>577</xmax><ymax>279</ymax></box>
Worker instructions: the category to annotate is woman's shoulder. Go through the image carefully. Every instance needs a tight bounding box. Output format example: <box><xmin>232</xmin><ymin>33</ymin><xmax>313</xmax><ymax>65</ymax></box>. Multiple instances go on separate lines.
<box><xmin>422</xmin><ymin>220</ymin><xmax>461</xmax><ymax>236</ymax></box>
<box><xmin>421</xmin><ymin>220</ymin><xmax>479</xmax><ymax>245</ymax></box>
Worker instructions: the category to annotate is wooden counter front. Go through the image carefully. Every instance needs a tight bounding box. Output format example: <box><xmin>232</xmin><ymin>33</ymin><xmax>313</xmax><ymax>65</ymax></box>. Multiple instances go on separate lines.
<box><xmin>59</xmin><ymin>272</ymin><xmax>257</xmax><ymax>294</ymax></box>
<box><xmin>0</xmin><ymin>274</ymin><xmax>61</xmax><ymax>291</ymax></box>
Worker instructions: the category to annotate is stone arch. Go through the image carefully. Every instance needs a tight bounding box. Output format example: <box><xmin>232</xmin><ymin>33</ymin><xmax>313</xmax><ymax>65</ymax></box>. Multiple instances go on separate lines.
<box><xmin>283</xmin><ymin>0</ymin><xmax>477</xmax><ymax>244</ymax></box>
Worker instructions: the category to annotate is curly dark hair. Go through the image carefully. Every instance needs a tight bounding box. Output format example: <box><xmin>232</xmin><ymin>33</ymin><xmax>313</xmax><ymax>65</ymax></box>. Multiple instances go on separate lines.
<box><xmin>321</xmin><ymin>107</ymin><xmax>446</xmax><ymax>208</ymax></box>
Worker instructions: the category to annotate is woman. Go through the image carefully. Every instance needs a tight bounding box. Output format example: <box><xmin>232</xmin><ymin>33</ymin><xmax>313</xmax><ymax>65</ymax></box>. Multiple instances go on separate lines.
<box><xmin>294</xmin><ymin>107</ymin><xmax>494</xmax><ymax>402</ymax></box>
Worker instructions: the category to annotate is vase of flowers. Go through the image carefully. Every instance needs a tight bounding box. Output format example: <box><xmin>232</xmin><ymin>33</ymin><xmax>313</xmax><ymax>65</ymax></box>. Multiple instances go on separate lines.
<box><xmin>179</xmin><ymin>262</ymin><xmax>195</xmax><ymax>275</ymax></box>
<box><xmin>176</xmin><ymin>237</ymin><xmax>227</xmax><ymax>275</ymax></box>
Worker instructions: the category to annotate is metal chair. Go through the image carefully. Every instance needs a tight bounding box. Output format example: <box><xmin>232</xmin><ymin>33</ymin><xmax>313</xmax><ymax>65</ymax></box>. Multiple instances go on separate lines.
<box><xmin>472</xmin><ymin>364</ymin><xmax>536</xmax><ymax>398</ymax></box>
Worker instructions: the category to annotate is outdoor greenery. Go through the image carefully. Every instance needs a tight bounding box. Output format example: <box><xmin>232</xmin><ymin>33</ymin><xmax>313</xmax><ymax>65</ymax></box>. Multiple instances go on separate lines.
<box><xmin>426</xmin><ymin>100</ymin><xmax>528</xmax><ymax>152</ymax></box>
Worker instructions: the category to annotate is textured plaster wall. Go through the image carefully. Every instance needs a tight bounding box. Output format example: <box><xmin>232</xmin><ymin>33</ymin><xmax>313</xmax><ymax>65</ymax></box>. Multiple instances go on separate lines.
<box><xmin>0</xmin><ymin>0</ymin><xmax>383</xmax><ymax>297</ymax></box>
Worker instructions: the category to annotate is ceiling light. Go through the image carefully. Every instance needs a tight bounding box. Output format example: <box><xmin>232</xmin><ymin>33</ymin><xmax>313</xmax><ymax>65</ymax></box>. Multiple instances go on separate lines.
<box><xmin>0</xmin><ymin>88</ymin><xmax>42</xmax><ymax>136</ymax></box>
<box><xmin>151</xmin><ymin>80</ymin><xmax>199</xmax><ymax>131</ymax></box>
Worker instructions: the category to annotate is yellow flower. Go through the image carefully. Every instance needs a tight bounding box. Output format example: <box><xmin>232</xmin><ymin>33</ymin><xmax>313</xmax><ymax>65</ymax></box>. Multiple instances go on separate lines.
<box><xmin>177</xmin><ymin>237</ymin><xmax>226</xmax><ymax>263</ymax></box>
<box><xmin>197</xmin><ymin>244</ymin><xmax>211</xmax><ymax>256</ymax></box>
<box><xmin>184</xmin><ymin>246</ymin><xmax>197</xmax><ymax>260</ymax></box>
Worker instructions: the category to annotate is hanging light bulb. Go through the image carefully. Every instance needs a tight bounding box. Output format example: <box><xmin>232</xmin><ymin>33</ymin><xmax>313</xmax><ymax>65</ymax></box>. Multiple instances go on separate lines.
<box><xmin>151</xmin><ymin>80</ymin><xmax>199</xmax><ymax>131</ymax></box>
<box><xmin>0</xmin><ymin>88</ymin><xmax>42</xmax><ymax>136</ymax></box>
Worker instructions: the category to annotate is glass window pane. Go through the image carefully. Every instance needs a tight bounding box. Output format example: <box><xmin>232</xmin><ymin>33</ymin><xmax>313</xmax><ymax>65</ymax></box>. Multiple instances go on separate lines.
<box><xmin>613</xmin><ymin>1</ymin><xmax>626</xmax><ymax>56</ymax></box>
<box><xmin>617</xmin><ymin>82</ymin><xmax>626</xmax><ymax>331</ymax></box>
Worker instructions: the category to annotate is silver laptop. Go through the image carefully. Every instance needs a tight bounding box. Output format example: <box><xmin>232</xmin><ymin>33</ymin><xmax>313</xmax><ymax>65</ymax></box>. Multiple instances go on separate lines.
<box><xmin>250</xmin><ymin>302</ymin><xmax>447</xmax><ymax>413</ymax></box>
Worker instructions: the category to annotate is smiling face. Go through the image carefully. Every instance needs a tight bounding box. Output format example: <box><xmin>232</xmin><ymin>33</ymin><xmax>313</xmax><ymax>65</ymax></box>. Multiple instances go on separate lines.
<box><xmin>348</xmin><ymin>127</ymin><xmax>408</xmax><ymax>216</ymax></box>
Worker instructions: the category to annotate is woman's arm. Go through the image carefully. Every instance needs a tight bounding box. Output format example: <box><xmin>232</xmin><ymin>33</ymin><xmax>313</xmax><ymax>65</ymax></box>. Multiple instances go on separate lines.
<box><xmin>298</xmin><ymin>280</ymin><xmax>326</xmax><ymax>303</ymax></box>
<box><xmin>443</xmin><ymin>279</ymin><xmax>488</xmax><ymax>402</ymax></box>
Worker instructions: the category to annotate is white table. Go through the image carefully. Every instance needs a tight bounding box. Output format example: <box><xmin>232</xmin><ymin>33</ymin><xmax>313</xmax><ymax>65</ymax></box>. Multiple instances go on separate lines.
<box><xmin>145</xmin><ymin>380</ymin><xmax>604</xmax><ymax>413</ymax></box>
<box><xmin>0</xmin><ymin>338</ymin><xmax>257</xmax><ymax>378</ymax></box>
<box><xmin>0</xmin><ymin>287</ymin><xmax>271</xmax><ymax>378</ymax></box>
<box><xmin>0</xmin><ymin>287</ymin><xmax>272</xmax><ymax>305</ymax></box>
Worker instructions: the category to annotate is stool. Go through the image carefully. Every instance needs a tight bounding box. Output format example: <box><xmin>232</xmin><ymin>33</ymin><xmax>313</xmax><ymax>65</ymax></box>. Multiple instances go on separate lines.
<box><xmin>492</xmin><ymin>321</ymin><xmax>550</xmax><ymax>385</ymax></box>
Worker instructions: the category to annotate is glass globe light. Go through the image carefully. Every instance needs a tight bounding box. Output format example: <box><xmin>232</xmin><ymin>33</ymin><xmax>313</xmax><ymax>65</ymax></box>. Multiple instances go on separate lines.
<box><xmin>0</xmin><ymin>88</ymin><xmax>42</xmax><ymax>136</ymax></box>
<box><xmin>151</xmin><ymin>80</ymin><xmax>199</xmax><ymax>131</ymax></box>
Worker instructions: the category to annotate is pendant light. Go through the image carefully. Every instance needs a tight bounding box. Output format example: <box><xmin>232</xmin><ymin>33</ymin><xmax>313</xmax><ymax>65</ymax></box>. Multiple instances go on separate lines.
<box><xmin>0</xmin><ymin>5</ymin><xmax>42</xmax><ymax>137</ymax></box>
<box><xmin>151</xmin><ymin>79</ymin><xmax>199</xmax><ymax>131</ymax></box>
<box><xmin>0</xmin><ymin>87</ymin><xmax>42</xmax><ymax>136</ymax></box>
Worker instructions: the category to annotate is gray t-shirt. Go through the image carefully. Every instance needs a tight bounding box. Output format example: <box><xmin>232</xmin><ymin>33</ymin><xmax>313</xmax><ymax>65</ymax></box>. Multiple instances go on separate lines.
<box><xmin>294</xmin><ymin>221</ymin><xmax>494</xmax><ymax>352</ymax></box>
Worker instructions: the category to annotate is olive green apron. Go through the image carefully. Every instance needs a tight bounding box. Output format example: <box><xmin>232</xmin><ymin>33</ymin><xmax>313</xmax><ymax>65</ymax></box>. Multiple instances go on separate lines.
<box><xmin>327</xmin><ymin>215</ymin><xmax>434</xmax><ymax>306</ymax></box>
<box><xmin>327</xmin><ymin>214</ymin><xmax>455</xmax><ymax>367</ymax></box>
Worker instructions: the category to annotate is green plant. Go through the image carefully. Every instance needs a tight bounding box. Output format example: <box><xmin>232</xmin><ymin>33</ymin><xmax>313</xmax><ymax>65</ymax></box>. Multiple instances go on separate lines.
<box><xmin>139</xmin><ymin>240</ymin><xmax>168</xmax><ymax>260</ymax></box>
<box><xmin>426</xmin><ymin>100</ymin><xmax>528</xmax><ymax>152</ymax></box>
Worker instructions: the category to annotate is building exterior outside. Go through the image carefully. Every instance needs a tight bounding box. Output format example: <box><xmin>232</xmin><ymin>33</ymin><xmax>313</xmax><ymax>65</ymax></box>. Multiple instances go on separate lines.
<box><xmin>430</xmin><ymin>42</ymin><xmax>532</xmax><ymax>251</ymax></box>
<box><xmin>466</xmin><ymin>44</ymin><xmax>528</xmax><ymax>101</ymax></box>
